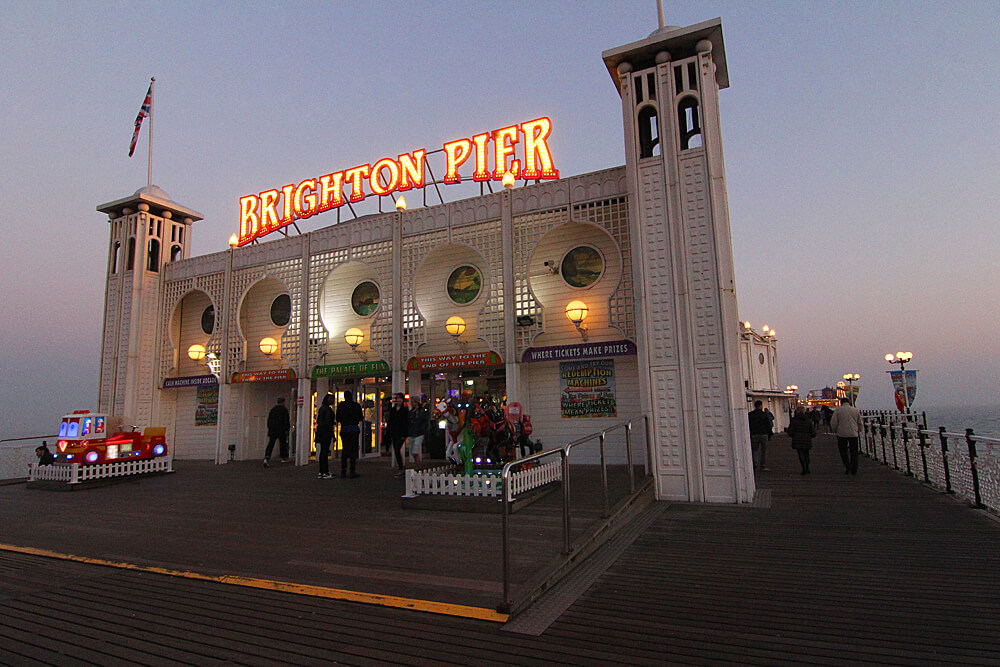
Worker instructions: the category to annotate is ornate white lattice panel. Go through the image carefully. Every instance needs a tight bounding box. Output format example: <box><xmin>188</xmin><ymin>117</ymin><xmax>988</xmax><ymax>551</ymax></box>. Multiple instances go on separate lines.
<box><xmin>680</xmin><ymin>154</ymin><xmax>721</xmax><ymax>362</ymax></box>
<box><xmin>100</xmin><ymin>278</ymin><xmax>120</xmax><ymax>411</ymax></box>
<box><xmin>266</xmin><ymin>258</ymin><xmax>303</xmax><ymax>368</ymax></box>
<box><xmin>307</xmin><ymin>248</ymin><xmax>349</xmax><ymax>367</ymax></box>
<box><xmin>638</xmin><ymin>161</ymin><xmax>678</xmax><ymax>366</ymax></box>
<box><xmin>400</xmin><ymin>232</ymin><xmax>447</xmax><ymax>360</ymax></box>
<box><xmin>696</xmin><ymin>365</ymin><xmax>730</xmax><ymax>471</ymax></box>
<box><xmin>351</xmin><ymin>241</ymin><xmax>393</xmax><ymax>363</ymax></box>
<box><xmin>451</xmin><ymin>220</ymin><xmax>504</xmax><ymax>354</ymax></box>
<box><xmin>114</xmin><ymin>282</ymin><xmax>133</xmax><ymax>417</ymax></box>
<box><xmin>158</xmin><ymin>271</ymin><xmax>227</xmax><ymax>384</ymax></box>
<box><xmin>512</xmin><ymin>207</ymin><xmax>568</xmax><ymax>354</ymax></box>
<box><xmin>571</xmin><ymin>196</ymin><xmax>633</xmax><ymax>339</ymax></box>
<box><xmin>229</xmin><ymin>266</ymin><xmax>266</xmax><ymax>370</ymax></box>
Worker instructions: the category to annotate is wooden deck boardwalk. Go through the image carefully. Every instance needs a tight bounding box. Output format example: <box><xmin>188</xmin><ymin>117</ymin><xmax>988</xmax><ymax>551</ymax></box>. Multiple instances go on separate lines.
<box><xmin>4</xmin><ymin>433</ymin><xmax>1000</xmax><ymax>665</ymax></box>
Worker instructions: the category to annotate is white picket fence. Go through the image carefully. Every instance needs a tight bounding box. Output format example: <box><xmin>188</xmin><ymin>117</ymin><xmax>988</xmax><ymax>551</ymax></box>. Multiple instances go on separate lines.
<box><xmin>29</xmin><ymin>457</ymin><xmax>173</xmax><ymax>484</ymax></box>
<box><xmin>404</xmin><ymin>460</ymin><xmax>562</xmax><ymax>499</ymax></box>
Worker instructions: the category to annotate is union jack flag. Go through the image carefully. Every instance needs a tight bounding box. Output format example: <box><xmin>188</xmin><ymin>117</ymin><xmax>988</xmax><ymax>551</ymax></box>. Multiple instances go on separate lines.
<box><xmin>128</xmin><ymin>83</ymin><xmax>152</xmax><ymax>157</ymax></box>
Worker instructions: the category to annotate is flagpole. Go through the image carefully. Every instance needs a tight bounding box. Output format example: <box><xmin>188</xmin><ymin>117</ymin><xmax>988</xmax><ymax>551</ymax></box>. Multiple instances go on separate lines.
<box><xmin>147</xmin><ymin>77</ymin><xmax>155</xmax><ymax>188</ymax></box>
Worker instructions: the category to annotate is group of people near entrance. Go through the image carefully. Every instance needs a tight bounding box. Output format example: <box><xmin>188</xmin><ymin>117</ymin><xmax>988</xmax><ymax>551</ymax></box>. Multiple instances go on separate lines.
<box><xmin>749</xmin><ymin>398</ymin><xmax>864</xmax><ymax>476</ymax></box>
<box><xmin>261</xmin><ymin>391</ymin><xmax>528</xmax><ymax>478</ymax></box>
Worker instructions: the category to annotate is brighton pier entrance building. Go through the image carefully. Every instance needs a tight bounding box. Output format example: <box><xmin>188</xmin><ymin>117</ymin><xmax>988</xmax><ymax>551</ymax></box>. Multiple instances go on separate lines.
<box><xmin>96</xmin><ymin>19</ymin><xmax>754</xmax><ymax>503</ymax></box>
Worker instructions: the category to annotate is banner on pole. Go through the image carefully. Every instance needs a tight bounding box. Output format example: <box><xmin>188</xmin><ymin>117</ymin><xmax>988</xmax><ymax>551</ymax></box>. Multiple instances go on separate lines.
<box><xmin>888</xmin><ymin>370</ymin><xmax>916</xmax><ymax>412</ymax></box>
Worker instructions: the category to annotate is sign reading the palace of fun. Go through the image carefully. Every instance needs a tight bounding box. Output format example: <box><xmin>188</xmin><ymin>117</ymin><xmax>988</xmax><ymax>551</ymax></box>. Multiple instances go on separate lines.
<box><xmin>237</xmin><ymin>117</ymin><xmax>559</xmax><ymax>247</ymax></box>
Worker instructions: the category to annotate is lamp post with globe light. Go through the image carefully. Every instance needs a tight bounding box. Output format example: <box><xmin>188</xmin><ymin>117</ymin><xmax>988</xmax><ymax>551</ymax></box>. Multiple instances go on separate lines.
<box><xmin>842</xmin><ymin>373</ymin><xmax>859</xmax><ymax>406</ymax></box>
<box><xmin>885</xmin><ymin>352</ymin><xmax>913</xmax><ymax>415</ymax></box>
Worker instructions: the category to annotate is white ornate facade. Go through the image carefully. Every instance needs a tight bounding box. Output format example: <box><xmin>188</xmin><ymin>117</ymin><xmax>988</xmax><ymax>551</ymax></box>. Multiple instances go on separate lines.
<box><xmin>95</xmin><ymin>19</ymin><xmax>755</xmax><ymax>503</ymax></box>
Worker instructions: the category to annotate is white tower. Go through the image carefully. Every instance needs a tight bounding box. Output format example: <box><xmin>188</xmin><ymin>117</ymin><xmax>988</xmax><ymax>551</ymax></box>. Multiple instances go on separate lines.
<box><xmin>603</xmin><ymin>19</ymin><xmax>754</xmax><ymax>502</ymax></box>
<box><xmin>97</xmin><ymin>186</ymin><xmax>203</xmax><ymax>427</ymax></box>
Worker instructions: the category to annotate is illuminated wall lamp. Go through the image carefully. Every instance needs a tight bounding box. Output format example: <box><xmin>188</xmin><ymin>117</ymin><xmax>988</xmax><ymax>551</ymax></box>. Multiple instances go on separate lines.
<box><xmin>446</xmin><ymin>316</ymin><xmax>468</xmax><ymax>350</ymax></box>
<box><xmin>259</xmin><ymin>337</ymin><xmax>279</xmax><ymax>355</ymax></box>
<box><xmin>565</xmin><ymin>300</ymin><xmax>589</xmax><ymax>341</ymax></box>
<box><xmin>187</xmin><ymin>344</ymin><xmax>206</xmax><ymax>361</ymax></box>
<box><xmin>446</xmin><ymin>316</ymin><xmax>466</xmax><ymax>339</ymax></box>
<box><xmin>228</xmin><ymin>233</ymin><xmax>239</xmax><ymax>248</ymax></box>
<box><xmin>345</xmin><ymin>327</ymin><xmax>367</xmax><ymax>359</ymax></box>
<box><xmin>395</xmin><ymin>196</ymin><xmax>406</xmax><ymax>211</ymax></box>
<box><xmin>502</xmin><ymin>171</ymin><xmax>515</xmax><ymax>190</ymax></box>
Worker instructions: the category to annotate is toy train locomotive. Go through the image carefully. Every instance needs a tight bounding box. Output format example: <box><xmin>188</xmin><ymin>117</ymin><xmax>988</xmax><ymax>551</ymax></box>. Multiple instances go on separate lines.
<box><xmin>54</xmin><ymin>410</ymin><xmax>168</xmax><ymax>464</ymax></box>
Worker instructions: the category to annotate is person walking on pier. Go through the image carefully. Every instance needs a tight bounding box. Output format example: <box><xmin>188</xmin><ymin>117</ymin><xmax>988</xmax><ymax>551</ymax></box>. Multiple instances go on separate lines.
<box><xmin>314</xmin><ymin>393</ymin><xmax>335</xmax><ymax>478</ymax></box>
<box><xmin>387</xmin><ymin>393</ymin><xmax>410</xmax><ymax>477</ymax></box>
<box><xmin>263</xmin><ymin>397</ymin><xmax>290</xmax><ymax>467</ymax></box>
<box><xmin>336</xmin><ymin>390</ymin><xmax>364</xmax><ymax>478</ymax></box>
<box><xmin>787</xmin><ymin>406</ymin><xmax>816</xmax><ymax>475</ymax></box>
<box><xmin>748</xmin><ymin>400</ymin><xmax>772</xmax><ymax>471</ymax></box>
<box><xmin>831</xmin><ymin>397</ymin><xmax>864</xmax><ymax>475</ymax></box>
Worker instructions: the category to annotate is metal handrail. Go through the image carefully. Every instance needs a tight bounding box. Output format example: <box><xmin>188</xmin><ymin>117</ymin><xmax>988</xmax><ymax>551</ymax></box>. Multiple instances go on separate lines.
<box><xmin>0</xmin><ymin>434</ymin><xmax>57</xmax><ymax>445</ymax></box>
<box><xmin>500</xmin><ymin>420</ymin><xmax>636</xmax><ymax>610</ymax></box>
<box><xmin>861</xmin><ymin>413</ymin><xmax>1000</xmax><ymax>511</ymax></box>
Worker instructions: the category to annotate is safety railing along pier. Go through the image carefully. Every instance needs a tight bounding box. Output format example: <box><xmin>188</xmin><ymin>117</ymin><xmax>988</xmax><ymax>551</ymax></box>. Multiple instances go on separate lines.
<box><xmin>862</xmin><ymin>411</ymin><xmax>1000</xmax><ymax>513</ymax></box>
<box><xmin>499</xmin><ymin>418</ymin><xmax>650</xmax><ymax>614</ymax></box>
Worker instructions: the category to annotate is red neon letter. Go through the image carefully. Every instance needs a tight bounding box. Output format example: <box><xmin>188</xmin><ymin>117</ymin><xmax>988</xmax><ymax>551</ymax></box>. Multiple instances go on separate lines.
<box><xmin>259</xmin><ymin>189</ymin><xmax>281</xmax><ymax>233</ymax></box>
<box><xmin>293</xmin><ymin>179</ymin><xmax>318</xmax><ymax>219</ymax></box>
<box><xmin>281</xmin><ymin>184</ymin><xmax>295</xmax><ymax>226</ymax></box>
<box><xmin>443</xmin><ymin>138</ymin><xmax>472</xmax><ymax>184</ymax></box>
<box><xmin>521</xmin><ymin>117</ymin><xmax>559</xmax><ymax>179</ymax></box>
<box><xmin>344</xmin><ymin>165</ymin><xmax>370</xmax><ymax>203</ymax></box>
<box><xmin>238</xmin><ymin>195</ymin><xmax>259</xmax><ymax>245</ymax></box>
<box><xmin>493</xmin><ymin>125</ymin><xmax>520</xmax><ymax>179</ymax></box>
<box><xmin>398</xmin><ymin>149</ymin><xmax>425</xmax><ymax>190</ymax></box>
<box><xmin>472</xmin><ymin>133</ymin><xmax>490</xmax><ymax>181</ymax></box>
<box><xmin>318</xmin><ymin>172</ymin><xmax>344</xmax><ymax>212</ymax></box>
<box><xmin>369</xmin><ymin>158</ymin><xmax>400</xmax><ymax>196</ymax></box>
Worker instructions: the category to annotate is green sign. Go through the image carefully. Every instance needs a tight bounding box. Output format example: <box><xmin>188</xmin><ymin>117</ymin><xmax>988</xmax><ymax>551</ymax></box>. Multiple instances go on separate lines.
<box><xmin>311</xmin><ymin>360</ymin><xmax>391</xmax><ymax>379</ymax></box>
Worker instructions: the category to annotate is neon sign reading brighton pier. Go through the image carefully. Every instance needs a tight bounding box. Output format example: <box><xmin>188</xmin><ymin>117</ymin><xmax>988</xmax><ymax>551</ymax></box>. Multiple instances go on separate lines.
<box><xmin>237</xmin><ymin>117</ymin><xmax>559</xmax><ymax>246</ymax></box>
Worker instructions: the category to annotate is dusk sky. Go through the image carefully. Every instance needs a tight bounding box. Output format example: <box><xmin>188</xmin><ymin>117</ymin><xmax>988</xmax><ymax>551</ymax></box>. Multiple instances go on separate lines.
<box><xmin>2</xmin><ymin>1</ymin><xmax>998</xmax><ymax>437</ymax></box>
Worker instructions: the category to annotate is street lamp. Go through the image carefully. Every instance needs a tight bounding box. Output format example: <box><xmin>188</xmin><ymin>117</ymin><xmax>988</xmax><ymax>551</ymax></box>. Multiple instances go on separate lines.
<box><xmin>784</xmin><ymin>385</ymin><xmax>799</xmax><ymax>419</ymax></box>
<box><xmin>885</xmin><ymin>351</ymin><xmax>913</xmax><ymax>414</ymax></box>
<box><xmin>842</xmin><ymin>373</ymin><xmax>859</xmax><ymax>406</ymax></box>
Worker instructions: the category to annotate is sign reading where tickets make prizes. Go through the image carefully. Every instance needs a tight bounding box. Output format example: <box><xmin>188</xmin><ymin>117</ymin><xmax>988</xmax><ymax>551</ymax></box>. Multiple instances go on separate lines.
<box><xmin>560</xmin><ymin>358</ymin><xmax>616</xmax><ymax>418</ymax></box>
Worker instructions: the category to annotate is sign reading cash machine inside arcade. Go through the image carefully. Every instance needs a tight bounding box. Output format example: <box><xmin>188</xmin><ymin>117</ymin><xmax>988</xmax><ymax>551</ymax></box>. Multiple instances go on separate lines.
<box><xmin>237</xmin><ymin>117</ymin><xmax>559</xmax><ymax>246</ymax></box>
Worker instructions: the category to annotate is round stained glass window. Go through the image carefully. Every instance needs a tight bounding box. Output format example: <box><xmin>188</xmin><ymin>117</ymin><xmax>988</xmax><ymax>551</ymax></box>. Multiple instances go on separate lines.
<box><xmin>561</xmin><ymin>246</ymin><xmax>604</xmax><ymax>288</ymax></box>
<box><xmin>201</xmin><ymin>305</ymin><xmax>215</xmax><ymax>335</ymax></box>
<box><xmin>351</xmin><ymin>281</ymin><xmax>380</xmax><ymax>317</ymax></box>
<box><xmin>270</xmin><ymin>294</ymin><xmax>291</xmax><ymax>327</ymax></box>
<box><xmin>447</xmin><ymin>265</ymin><xmax>482</xmax><ymax>305</ymax></box>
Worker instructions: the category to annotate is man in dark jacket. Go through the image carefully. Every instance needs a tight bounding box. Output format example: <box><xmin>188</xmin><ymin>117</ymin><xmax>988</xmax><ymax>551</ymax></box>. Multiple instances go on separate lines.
<box><xmin>314</xmin><ymin>394</ymin><xmax>335</xmax><ymax>478</ymax></box>
<box><xmin>35</xmin><ymin>442</ymin><xmax>55</xmax><ymax>466</ymax></box>
<box><xmin>264</xmin><ymin>397</ymin><xmax>291</xmax><ymax>467</ymax></box>
<box><xmin>748</xmin><ymin>400</ymin><xmax>772</xmax><ymax>471</ymax></box>
<box><xmin>387</xmin><ymin>392</ymin><xmax>409</xmax><ymax>477</ymax></box>
<box><xmin>336</xmin><ymin>390</ymin><xmax>364</xmax><ymax>478</ymax></box>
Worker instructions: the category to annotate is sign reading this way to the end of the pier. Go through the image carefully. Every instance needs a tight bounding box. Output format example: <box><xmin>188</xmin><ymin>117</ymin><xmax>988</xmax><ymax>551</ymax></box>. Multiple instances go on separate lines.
<box><xmin>237</xmin><ymin>117</ymin><xmax>559</xmax><ymax>247</ymax></box>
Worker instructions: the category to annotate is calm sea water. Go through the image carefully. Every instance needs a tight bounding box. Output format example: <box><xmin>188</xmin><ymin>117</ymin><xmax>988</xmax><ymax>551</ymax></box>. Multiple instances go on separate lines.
<box><xmin>916</xmin><ymin>405</ymin><xmax>1000</xmax><ymax>437</ymax></box>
